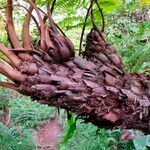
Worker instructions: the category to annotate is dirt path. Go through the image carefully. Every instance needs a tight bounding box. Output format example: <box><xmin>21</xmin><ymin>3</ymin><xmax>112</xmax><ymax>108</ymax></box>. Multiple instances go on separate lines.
<box><xmin>34</xmin><ymin>118</ymin><xmax>62</xmax><ymax>150</ymax></box>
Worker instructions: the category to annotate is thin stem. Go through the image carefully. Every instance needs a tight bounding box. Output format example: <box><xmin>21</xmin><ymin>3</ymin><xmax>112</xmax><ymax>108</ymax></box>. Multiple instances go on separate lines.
<box><xmin>47</xmin><ymin>0</ymin><xmax>56</xmax><ymax>30</ymax></box>
<box><xmin>51</xmin><ymin>0</ymin><xmax>56</xmax><ymax>14</ymax></box>
<box><xmin>90</xmin><ymin>5</ymin><xmax>94</xmax><ymax>27</ymax></box>
<box><xmin>18</xmin><ymin>4</ymin><xmax>40</xmax><ymax>32</ymax></box>
<box><xmin>90</xmin><ymin>4</ymin><xmax>105</xmax><ymax>42</ymax></box>
<box><xmin>36</xmin><ymin>6</ymin><xmax>48</xmax><ymax>23</ymax></box>
<box><xmin>79</xmin><ymin>1</ymin><xmax>94</xmax><ymax>55</ymax></box>
<box><xmin>95</xmin><ymin>0</ymin><xmax>105</xmax><ymax>32</ymax></box>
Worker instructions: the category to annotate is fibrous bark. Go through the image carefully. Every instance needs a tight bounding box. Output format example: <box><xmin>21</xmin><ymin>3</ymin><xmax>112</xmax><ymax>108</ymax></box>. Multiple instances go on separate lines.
<box><xmin>0</xmin><ymin>0</ymin><xmax>150</xmax><ymax>133</ymax></box>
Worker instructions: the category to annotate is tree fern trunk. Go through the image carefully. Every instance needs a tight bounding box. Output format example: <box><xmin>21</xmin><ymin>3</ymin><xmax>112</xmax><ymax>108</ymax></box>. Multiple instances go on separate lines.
<box><xmin>2</xmin><ymin>29</ymin><xmax>149</xmax><ymax>133</ymax></box>
<box><xmin>0</xmin><ymin>1</ymin><xmax>150</xmax><ymax>133</ymax></box>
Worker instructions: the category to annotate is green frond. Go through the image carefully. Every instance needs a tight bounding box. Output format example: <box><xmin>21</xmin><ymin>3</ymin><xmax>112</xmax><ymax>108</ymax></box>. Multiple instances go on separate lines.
<box><xmin>10</xmin><ymin>97</ymin><xmax>55</xmax><ymax>128</ymax></box>
<box><xmin>98</xmin><ymin>0</ymin><xmax>123</xmax><ymax>12</ymax></box>
<box><xmin>0</xmin><ymin>123</ymin><xmax>35</xmax><ymax>150</ymax></box>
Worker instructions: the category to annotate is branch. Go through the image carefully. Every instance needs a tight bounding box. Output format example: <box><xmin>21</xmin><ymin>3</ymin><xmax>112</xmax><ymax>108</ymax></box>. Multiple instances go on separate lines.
<box><xmin>0</xmin><ymin>43</ymin><xmax>21</xmax><ymax>67</ymax></box>
<box><xmin>0</xmin><ymin>68</ymin><xmax>9</xmax><ymax>78</ymax></box>
<box><xmin>0</xmin><ymin>81</ymin><xmax>29</xmax><ymax>96</ymax></box>
<box><xmin>6</xmin><ymin>0</ymin><xmax>22</xmax><ymax>48</ymax></box>
<box><xmin>17</xmin><ymin>4</ymin><xmax>40</xmax><ymax>34</ymax></box>
<box><xmin>22</xmin><ymin>0</ymin><xmax>36</xmax><ymax>49</ymax></box>
<box><xmin>36</xmin><ymin>7</ymin><xmax>48</xmax><ymax>23</ymax></box>
<box><xmin>46</xmin><ymin>2</ymin><xmax>74</xmax><ymax>61</ymax></box>
<box><xmin>0</xmin><ymin>4</ymin><xmax>40</xmax><ymax>37</ymax></box>
<box><xmin>0</xmin><ymin>60</ymin><xmax>26</xmax><ymax>82</ymax></box>
<box><xmin>27</xmin><ymin>0</ymin><xmax>46</xmax><ymax>50</ymax></box>
<box><xmin>0</xmin><ymin>81</ymin><xmax>19</xmax><ymax>91</ymax></box>
<box><xmin>0</xmin><ymin>60</ymin><xmax>18</xmax><ymax>81</ymax></box>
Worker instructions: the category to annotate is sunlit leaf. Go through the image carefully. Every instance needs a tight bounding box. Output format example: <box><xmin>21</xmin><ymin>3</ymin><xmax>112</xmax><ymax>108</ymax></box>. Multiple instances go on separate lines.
<box><xmin>98</xmin><ymin>0</ymin><xmax>123</xmax><ymax>12</ymax></box>
<box><xmin>140</xmin><ymin>0</ymin><xmax>150</xmax><ymax>6</ymax></box>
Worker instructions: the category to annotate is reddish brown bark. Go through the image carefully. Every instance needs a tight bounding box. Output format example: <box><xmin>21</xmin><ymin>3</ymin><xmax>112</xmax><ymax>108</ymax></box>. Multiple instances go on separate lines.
<box><xmin>28</xmin><ymin>0</ymin><xmax>46</xmax><ymax>50</ymax></box>
<box><xmin>0</xmin><ymin>43</ymin><xmax>21</xmax><ymax>67</ymax></box>
<box><xmin>22</xmin><ymin>0</ymin><xmax>36</xmax><ymax>50</ymax></box>
<box><xmin>6</xmin><ymin>0</ymin><xmax>22</xmax><ymax>48</ymax></box>
<box><xmin>0</xmin><ymin>0</ymin><xmax>150</xmax><ymax>134</ymax></box>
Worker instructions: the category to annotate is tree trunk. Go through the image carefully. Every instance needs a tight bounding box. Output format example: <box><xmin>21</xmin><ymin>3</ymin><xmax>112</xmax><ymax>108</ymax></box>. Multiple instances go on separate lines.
<box><xmin>0</xmin><ymin>0</ymin><xmax>150</xmax><ymax>133</ymax></box>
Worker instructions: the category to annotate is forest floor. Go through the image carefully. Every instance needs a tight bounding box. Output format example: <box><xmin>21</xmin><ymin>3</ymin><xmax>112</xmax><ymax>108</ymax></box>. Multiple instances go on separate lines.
<box><xmin>34</xmin><ymin>118</ymin><xmax>62</xmax><ymax>150</ymax></box>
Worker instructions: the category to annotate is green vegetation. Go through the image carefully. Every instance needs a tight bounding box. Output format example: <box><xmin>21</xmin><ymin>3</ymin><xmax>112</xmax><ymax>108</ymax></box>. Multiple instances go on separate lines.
<box><xmin>0</xmin><ymin>0</ymin><xmax>150</xmax><ymax>149</ymax></box>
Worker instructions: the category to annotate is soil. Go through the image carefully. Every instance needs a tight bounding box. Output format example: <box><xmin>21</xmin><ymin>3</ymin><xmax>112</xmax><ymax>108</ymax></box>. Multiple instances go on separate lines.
<box><xmin>34</xmin><ymin>117</ymin><xmax>62</xmax><ymax>150</ymax></box>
